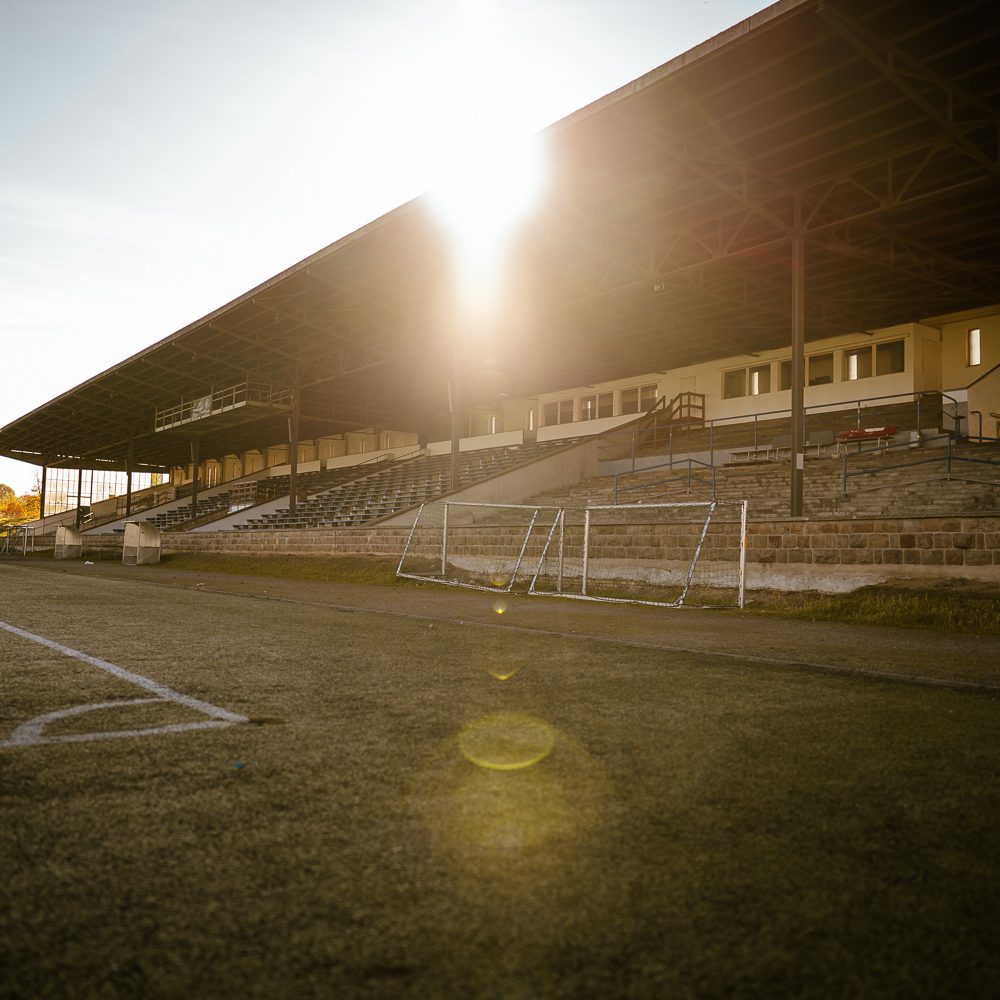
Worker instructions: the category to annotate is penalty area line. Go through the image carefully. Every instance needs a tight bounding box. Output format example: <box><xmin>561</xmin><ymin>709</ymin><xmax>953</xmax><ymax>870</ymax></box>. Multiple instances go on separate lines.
<box><xmin>0</xmin><ymin>619</ymin><xmax>248</xmax><ymax>724</ymax></box>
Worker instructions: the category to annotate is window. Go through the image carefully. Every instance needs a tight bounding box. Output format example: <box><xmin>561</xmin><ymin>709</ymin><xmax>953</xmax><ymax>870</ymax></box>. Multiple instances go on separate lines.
<box><xmin>749</xmin><ymin>364</ymin><xmax>771</xmax><ymax>395</ymax></box>
<box><xmin>843</xmin><ymin>347</ymin><xmax>873</xmax><ymax>381</ymax></box>
<box><xmin>488</xmin><ymin>414</ymin><xmax>498</xmax><ymax>434</ymax></box>
<box><xmin>580</xmin><ymin>395</ymin><xmax>596</xmax><ymax>420</ymax></box>
<box><xmin>640</xmin><ymin>384</ymin><xmax>658</xmax><ymax>410</ymax></box>
<box><xmin>779</xmin><ymin>360</ymin><xmax>792</xmax><ymax>391</ymax></box>
<box><xmin>597</xmin><ymin>392</ymin><xmax>613</xmax><ymax>418</ymax></box>
<box><xmin>620</xmin><ymin>387</ymin><xmax>640</xmax><ymax>414</ymax></box>
<box><xmin>808</xmin><ymin>353</ymin><xmax>833</xmax><ymax>386</ymax></box>
<box><xmin>723</xmin><ymin>369</ymin><xmax>747</xmax><ymax>399</ymax></box>
<box><xmin>527</xmin><ymin>408</ymin><xmax>535</xmax><ymax>431</ymax></box>
<box><xmin>967</xmin><ymin>328</ymin><xmax>981</xmax><ymax>367</ymax></box>
<box><xmin>543</xmin><ymin>399</ymin><xmax>574</xmax><ymax>425</ymax></box>
<box><xmin>875</xmin><ymin>339</ymin><xmax>905</xmax><ymax>376</ymax></box>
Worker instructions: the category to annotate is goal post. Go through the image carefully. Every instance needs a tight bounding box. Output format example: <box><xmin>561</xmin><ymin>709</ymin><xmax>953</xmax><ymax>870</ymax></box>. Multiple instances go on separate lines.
<box><xmin>529</xmin><ymin>500</ymin><xmax>747</xmax><ymax>608</ymax></box>
<box><xmin>397</xmin><ymin>498</ymin><xmax>748</xmax><ymax>608</ymax></box>
<box><xmin>396</xmin><ymin>500</ymin><xmax>561</xmax><ymax>592</ymax></box>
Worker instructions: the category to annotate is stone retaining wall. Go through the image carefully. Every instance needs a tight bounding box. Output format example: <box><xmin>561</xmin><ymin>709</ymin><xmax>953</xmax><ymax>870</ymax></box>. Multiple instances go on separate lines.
<box><xmin>34</xmin><ymin>514</ymin><xmax>1000</xmax><ymax>592</ymax></box>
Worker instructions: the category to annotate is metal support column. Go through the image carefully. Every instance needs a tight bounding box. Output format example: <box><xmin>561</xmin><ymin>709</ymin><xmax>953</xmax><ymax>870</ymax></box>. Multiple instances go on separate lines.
<box><xmin>790</xmin><ymin>234</ymin><xmax>805</xmax><ymax>517</ymax></box>
<box><xmin>449</xmin><ymin>369</ymin><xmax>462</xmax><ymax>493</ymax></box>
<box><xmin>75</xmin><ymin>466</ymin><xmax>84</xmax><ymax>530</ymax></box>
<box><xmin>288</xmin><ymin>390</ymin><xmax>301</xmax><ymax>516</ymax></box>
<box><xmin>125</xmin><ymin>439</ymin><xmax>134</xmax><ymax>517</ymax></box>
<box><xmin>39</xmin><ymin>462</ymin><xmax>47</xmax><ymax>520</ymax></box>
<box><xmin>191</xmin><ymin>437</ymin><xmax>200</xmax><ymax>520</ymax></box>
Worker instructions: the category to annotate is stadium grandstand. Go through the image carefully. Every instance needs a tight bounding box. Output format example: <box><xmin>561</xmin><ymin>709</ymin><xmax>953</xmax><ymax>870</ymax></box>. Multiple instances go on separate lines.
<box><xmin>2</xmin><ymin>0</ymin><xmax>998</xmax><ymax>590</ymax></box>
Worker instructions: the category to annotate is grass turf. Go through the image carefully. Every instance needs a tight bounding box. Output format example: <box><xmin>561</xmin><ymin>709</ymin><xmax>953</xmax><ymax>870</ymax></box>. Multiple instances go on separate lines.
<box><xmin>1</xmin><ymin>567</ymin><xmax>998</xmax><ymax>998</ymax></box>
<box><xmin>155</xmin><ymin>553</ymin><xmax>1000</xmax><ymax>634</ymax></box>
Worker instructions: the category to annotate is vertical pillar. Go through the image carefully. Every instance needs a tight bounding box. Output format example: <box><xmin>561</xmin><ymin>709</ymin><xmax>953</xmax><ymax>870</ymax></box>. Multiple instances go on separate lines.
<box><xmin>125</xmin><ymin>439</ymin><xmax>134</xmax><ymax>517</ymax></box>
<box><xmin>191</xmin><ymin>437</ymin><xmax>200</xmax><ymax>520</ymax></box>
<box><xmin>39</xmin><ymin>462</ymin><xmax>47</xmax><ymax>520</ymax></box>
<box><xmin>450</xmin><ymin>372</ymin><xmax>462</xmax><ymax>493</ymax></box>
<box><xmin>75</xmin><ymin>465</ymin><xmax>84</xmax><ymax>529</ymax></box>
<box><xmin>288</xmin><ymin>390</ymin><xmax>301</xmax><ymax>515</ymax></box>
<box><xmin>790</xmin><ymin>234</ymin><xmax>805</xmax><ymax>517</ymax></box>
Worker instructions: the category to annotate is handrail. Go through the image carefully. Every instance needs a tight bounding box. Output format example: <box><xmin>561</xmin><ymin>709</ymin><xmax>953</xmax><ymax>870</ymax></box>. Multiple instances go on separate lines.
<box><xmin>964</xmin><ymin>358</ymin><xmax>1000</xmax><ymax>389</ymax></box>
<box><xmin>841</xmin><ymin>433</ymin><xmax>1000</xmax><ymax>496</ymax></box>
<box><xmin>601</xmin><ymin>389</ymin><xmax>961</xmax><ymax>470</ymax></box>
<box><xmin>614</xmin><ymin>457</ymin><xmax>717</xmax><ymax>502</ymax></box>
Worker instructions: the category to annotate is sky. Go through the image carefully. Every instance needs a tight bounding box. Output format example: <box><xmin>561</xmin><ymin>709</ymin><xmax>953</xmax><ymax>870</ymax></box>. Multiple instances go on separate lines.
<box><xmin>1</xmin><ymin>0</ymin><xmax>763</xmax><ymax>495</ymax></box>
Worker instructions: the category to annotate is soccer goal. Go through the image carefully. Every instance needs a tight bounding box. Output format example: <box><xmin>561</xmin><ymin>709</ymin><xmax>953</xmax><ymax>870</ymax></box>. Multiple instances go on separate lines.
<box><xmin>397</xmin><ymin>498</ymin><xmax>748</xmax><ymax>608</ymax></box>
<box><xmin>396</xmin><ymin>500</ymin><xmax>562</xmax><ymax>592</ymax></box>
<box><xmin>529</xmin><ymin>500</ymin><xmax>748</xmax><ymax>609</ymax></box>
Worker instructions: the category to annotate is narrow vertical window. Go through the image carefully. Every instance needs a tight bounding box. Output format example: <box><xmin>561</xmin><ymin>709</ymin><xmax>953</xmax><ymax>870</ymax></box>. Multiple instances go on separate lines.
<box><xmin>528</xmin><ymin>408</ymin><xmax>535</xmax><ymax>431</ymax></box>
<box><xmin>968</xmin><ymin>328</ymin><xmax>981</xmax><ymax>366</ymax></box>
<box><xmin>749</xmin><ymin>364</ymin><xmax>771</xmax><ymax>395</ymax></box>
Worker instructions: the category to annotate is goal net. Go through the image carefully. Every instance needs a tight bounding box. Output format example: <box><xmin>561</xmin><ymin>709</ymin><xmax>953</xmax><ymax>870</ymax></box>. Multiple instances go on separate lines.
<box><xmin>396</xmin><ymin>501</ymin><xmax>561</xmax><ymax>592</ymax></box>
<box><xmin>529</xmin><ymin>500</ymin><xmax>747</xmax><ymax>608</ymax></box>
<box><xmin>398</xmin><ymin>499</ymin><xmax>748</xmax><ymax>608</ymax></box>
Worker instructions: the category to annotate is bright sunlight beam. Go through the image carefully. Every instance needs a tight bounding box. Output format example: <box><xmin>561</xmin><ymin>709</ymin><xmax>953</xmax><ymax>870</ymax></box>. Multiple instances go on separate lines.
<box><xmin>430</xmin><ymin>133</ymin><xmax>545</xmax><ymax>306</ymax></box>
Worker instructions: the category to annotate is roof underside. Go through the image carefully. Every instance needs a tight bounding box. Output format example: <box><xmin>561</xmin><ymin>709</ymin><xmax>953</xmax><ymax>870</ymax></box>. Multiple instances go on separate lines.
<box><xmin>3</xmin><ymin>0</ymin><xmax>999</xmax><ymax>471</ymax></box>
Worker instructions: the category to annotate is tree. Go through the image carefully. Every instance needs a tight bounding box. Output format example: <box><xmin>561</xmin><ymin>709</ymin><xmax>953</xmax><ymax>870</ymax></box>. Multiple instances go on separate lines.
<box><xmin>0</xmin><ymin>484</ymin><xmax>39</xmax><ymax>527</ymax></box>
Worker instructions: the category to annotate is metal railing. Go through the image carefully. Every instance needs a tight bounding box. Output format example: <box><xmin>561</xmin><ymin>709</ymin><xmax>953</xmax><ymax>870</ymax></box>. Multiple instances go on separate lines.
<box><xmin>613</xmin><ymin>457</ymin><xmax>717</xmax><ymax>503</ymax></box>
<box><xmin>602</xmin><ymin>389</ymin><xmax>960</xmax><ymax>470</ymax></box>
<box><xmin>841</xmin><ymin>433</ymin><xmax>1000</xmax><ymax>496</ymax></box>
<box><xmin>0</xmin><ymin>524</ymin><xmax>35</xmax><ymax>556</ymax></box>
<box><xmin>154</xmin><ymin>381</ymin><xmax>292</xmax><ymax>432</ymax></box>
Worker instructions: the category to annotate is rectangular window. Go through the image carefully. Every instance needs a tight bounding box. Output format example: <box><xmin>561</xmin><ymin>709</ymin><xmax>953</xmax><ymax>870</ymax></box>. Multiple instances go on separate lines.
<box><xmin>640</xmin><ymin>384</ymin><xmax>658</xmax><ymax>411</ymax></box>
<box><xmin>808</xmin><ymin>353</ymin><xmax>834</xmax><ymax>386</ymax></box>
<box><xmin>597</xmin><ymin>392</ymin><xmax>613</xmax><ymax>418</ymax></box>
<box><xmin>580</xmin><ymin>395</ymin><xmax>596</xmax><ymax>420</ymax></box>
<box><xmin>967</xmin><ymin>328</ymin><xmax>981</xmax><ymax>367</ymax></box>
<box><xmin>543</xmin><ymin>402</ymin><xmax>558</xmax><ymax>426</ymax></box>
<box><xmin>779</xmin><ymin>360</ymin><xmax>792</xmax><ymax>391</ymax></box>
<box><xmin>620</xmin><ymin>387</ymin><xmax>640</xmax><ymax>414</ymax></box>
<box><xmin>558</xmin><ymin>399</ymin><xmax>574</xmax><ymax>424</ymax></box>
<box><xmin>723</xmin><ymin>369</ymin><xmax>747</xmax><ymax>399</ymax></box>
<box><xmin>875</xmin><ymin>339</ymin><xmax>905</xmax><ymax>376</ymax></box>
<box><xmin>843</xmin><ymin>347</ymin><xmax>873</xmax><ymax>381</ymax></box>
<box><xmin>749</xmin><ymin>364</ymin><xmax>771</xmax><ymax>395</ymax></box>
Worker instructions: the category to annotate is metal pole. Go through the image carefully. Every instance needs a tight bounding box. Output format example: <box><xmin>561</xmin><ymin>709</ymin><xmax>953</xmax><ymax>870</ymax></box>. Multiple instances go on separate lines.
<box><xmin>75</xmin><ymin>466</ymin><xmax>84</xmax><ymax>530</ymax></box>
<box><xmin>39</xmin><ymin>462</ymin><xmax>47</xmax><ymax>520</ymax></box>
<box><xmin>441</xmin><ymin>502</ymin><xmax>449</xmax><ymax>577</ymax></box>
<box><xmin>125</xmin><ymin>439</ymin><xmax>133</xmax><ymax>517</ymax></box>
<box><xmin>737</xmin><ymin>500</ymin><xmax>748</xmax><ymax>610</ymax></box>
<box><xmin>790</xmin><ymin>234</ymin><xmax>805</xmax><ymax>517</ymax></box>
<box><xmin>190</xmin><ymin>437</ymin><xmax>200</xmax><ymax>520</ymax></box>
<box><xmin>450</xmin><ymin>371</ymin><xmax>462</xmax><ymax>493</ymax></box>
<box><xmin>581</xmin><ymin>508</ymin><xmax>591</xmax><ymax>597</ymax></box>
<box><xmin>288</xmin><ymin>390</ymin><xmax>301</xmax><ymax>515</ymax></box>
<box><xmin>557</xmin><ymin>511</ymin><xmax>565</xmax><ymax>594</ymax></box>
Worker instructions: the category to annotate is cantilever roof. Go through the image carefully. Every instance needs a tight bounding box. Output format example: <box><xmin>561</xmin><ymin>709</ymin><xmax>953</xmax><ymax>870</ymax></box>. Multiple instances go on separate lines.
<box><xmin>2</xmin><ymin>0</ymin><xmax>999</xmax><ymax>471</ymax></box>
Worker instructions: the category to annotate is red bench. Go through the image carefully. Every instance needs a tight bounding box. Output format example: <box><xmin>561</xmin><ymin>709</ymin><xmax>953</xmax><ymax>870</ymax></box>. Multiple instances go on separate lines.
<box><xmin>836</xmin><ymin>425</ymin><xmax>897</xmax><ymax>452</ymax></box>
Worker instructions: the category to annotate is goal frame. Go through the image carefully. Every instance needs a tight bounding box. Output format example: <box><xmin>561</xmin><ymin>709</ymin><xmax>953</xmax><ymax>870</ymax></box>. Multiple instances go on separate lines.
<box><xmin>527</xmin><ymin>500</ymin><xmax>748</xmax><ymax>609</ymax></box>
<box><xmin>395</xmin><ymin>500</ymin><xmax>560</xmax><ymax>593</ymax></box>
<box><xmin>397</xmin><ymin>498</ymin><xmax>749</xmax><ymax>609</ymax></box>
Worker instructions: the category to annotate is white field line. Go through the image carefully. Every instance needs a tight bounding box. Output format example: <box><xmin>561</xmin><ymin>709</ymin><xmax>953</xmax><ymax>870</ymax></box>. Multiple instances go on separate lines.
<box><xmin>0</xmin><ymin>619</ymin><xmax>248</xmax><ymax>748</ymax></box>
<box><xmin>1</xmin><ymin>698</ymin><xmax>233</xmax><ymax>748</ymax></box>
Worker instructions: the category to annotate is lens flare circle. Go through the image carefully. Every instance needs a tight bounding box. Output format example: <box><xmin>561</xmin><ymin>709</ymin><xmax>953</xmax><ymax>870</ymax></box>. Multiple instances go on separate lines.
<box><xmin>458</xmin><ymin>712</ymin><xmax>554</xmax><ymax>771</ymax></box>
